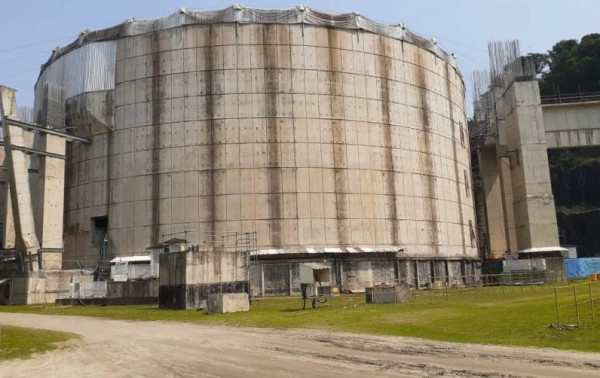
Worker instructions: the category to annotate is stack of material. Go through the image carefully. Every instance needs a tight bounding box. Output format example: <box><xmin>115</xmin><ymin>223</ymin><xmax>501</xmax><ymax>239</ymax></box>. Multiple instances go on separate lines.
<box><xmin>366</xmin><ymin>283</ymin><xmax>411</xmax><ymax>304</ymax></box>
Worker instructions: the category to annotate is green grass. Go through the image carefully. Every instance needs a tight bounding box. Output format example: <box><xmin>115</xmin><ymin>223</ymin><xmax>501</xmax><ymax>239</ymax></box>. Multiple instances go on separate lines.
<box><xmin>2</xmin><ymin>284</ymin><xmax>600</xmax><ymax>352</ymax></box>
<box><xmin>0</xmin><ymin>326</ymin><xmax>76</xmax><ymax>360</ymax></box>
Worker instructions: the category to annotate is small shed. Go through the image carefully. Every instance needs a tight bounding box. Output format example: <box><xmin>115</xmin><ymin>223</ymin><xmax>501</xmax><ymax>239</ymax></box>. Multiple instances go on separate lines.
<box><xmin>110</xmin><ymin>255</ymin><xmax>152</xmax><ymax>282</ymax></box>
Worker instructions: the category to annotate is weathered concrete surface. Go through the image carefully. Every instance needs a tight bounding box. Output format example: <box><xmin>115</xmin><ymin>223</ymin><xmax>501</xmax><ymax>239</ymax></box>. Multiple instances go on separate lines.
<box><xmin>55</xmin><ymin>21</ymin><xmax>477</xmax><ymax>266</ymax></box>
<box><xmin>106</xmin><ymin>280</ymin><xmax>158</xmax><ymax>305</ymax></box>
<box><xmin>9</xmin><ymin>270</ymin><xmax>93</xmax><ymax>305</ymax></box>
<box><xmin>0</xmin><ymin>313</ymin><xmax>599</xmax><ymax>377</ymax></box>
<box><xmin>0</xmin><ymin>86</ymin><xmax>40</xmax><ymax>261</ymax></box>
<box><xmin>207</xmin><ymin>292</ymin><xmax>249</xmax><ymax>314</ymax></box>
<box><xmin>544</xmin><ymin>100</ymin><xmax>600</xmax><ymax>148</ymax></box>
<box><xmin>65</xmin><ymin>91</ymin><xmax>114</xmax><ymax>136</ymax></box>
<box><xmin>159</xmin><ymin>249</ymin><xmax>247</xmax><ymax>309</ymax></box>
<box><xmin>495</xmin><ymin>81</ymin><xmax>559</xmax><ymax>250</ymax></box>
<box><xmin>38</xmin><ymin>134</ymin><xmax>66</xmax><ymax>251</ymax></box>
<box><xmin>478</xmin><ymin>146</ymin><xmax>508</xmax><ymax>255</ymax></box>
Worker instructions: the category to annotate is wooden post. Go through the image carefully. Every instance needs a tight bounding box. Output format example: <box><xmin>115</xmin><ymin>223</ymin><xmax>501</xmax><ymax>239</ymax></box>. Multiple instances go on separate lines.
<box><xmin>573</xmin><ymin>286</ymin><xmax>580</xmax><ymax>328</ymax></box>
<box><xmin>261</xmin><ymin>264</ymin><xmax>265</xmax><ymax>297</ymax></box>
<box><xmin>288</xmin><ymin>263</ymin><xmax>293</xmax><ymax>296</ymax></box>
<box><xmin>589</xmin><ymin>283</ymin><xmax>595</xmax><ymax>324</ymax></box>
<box><xmin>554</xmin><ymin>287</ymin><xmax>560</xmax><ymax>330</ymax></box>
<box><xmin>339</xmin><ymin>263</ymin><xmax>344</xmax><ymax>292</ymax></box>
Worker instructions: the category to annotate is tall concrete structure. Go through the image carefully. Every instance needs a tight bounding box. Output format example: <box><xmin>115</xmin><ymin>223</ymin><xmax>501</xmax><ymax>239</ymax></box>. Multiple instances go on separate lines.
<box><xmin>494</xmin><ymin>81</ymin><xmax>560</xmax><ymax>252</ymax></box>
<box><xmin>0</xmin><ymin>86</ymin><xmax>93</xmax><ymax>304</ymax></box>
<box><xmin>33</xmin><ymin>6</ymin><xmax>478</xmax><ymax>288</ymax></box>
<box><xmin>469</xmin><ymin>41</ymin><xmax>600</xmax><ymax>258</ymax></box>
<box><xmin>476</xmin><ymin>88</ymin><xmax>600</xmax><ymax>257</ymax></box>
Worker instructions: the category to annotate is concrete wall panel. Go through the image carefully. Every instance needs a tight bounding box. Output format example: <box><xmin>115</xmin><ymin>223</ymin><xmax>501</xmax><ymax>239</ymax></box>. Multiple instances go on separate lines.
<box><xmin>53</xmin><ymin>22</ymin><xmax>477</xmax><ymax>265</ymax></box>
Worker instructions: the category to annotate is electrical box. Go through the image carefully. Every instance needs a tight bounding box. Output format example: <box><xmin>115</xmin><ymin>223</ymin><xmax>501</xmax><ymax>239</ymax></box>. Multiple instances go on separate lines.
<box><xmin>299</xmin><ymin>263</ymin><xmax>331</xmax><ymax>284</ymax></box>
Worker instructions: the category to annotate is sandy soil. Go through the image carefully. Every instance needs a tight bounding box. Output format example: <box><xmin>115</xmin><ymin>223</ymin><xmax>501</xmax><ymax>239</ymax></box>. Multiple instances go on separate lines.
<box><xmin>0</xmin><ymin>313</ymin><xmax>599</xmax><ymax>377</ymax></box>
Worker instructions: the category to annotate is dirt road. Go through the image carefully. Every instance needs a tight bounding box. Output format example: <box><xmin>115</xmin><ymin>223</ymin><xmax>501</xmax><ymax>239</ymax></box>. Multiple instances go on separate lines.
<box><xmin>0</xmin><ymin>313</ymin><xmax>599</xmax><ymax>377</ymax></box>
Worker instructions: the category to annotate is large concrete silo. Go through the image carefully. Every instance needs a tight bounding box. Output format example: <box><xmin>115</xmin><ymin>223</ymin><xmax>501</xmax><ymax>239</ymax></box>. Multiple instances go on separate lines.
<box><xmin>34</xmin><ymin>6</ymin><xmax>478</xmax><ymax>285</ymax></box>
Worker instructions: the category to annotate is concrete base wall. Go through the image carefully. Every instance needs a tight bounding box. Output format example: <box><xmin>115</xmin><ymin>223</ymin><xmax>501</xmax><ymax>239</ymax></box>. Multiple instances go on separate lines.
<box><xmin>107</xmin><ymin>280</ymin><xmax>158</xmax><ymax>305</ymax></box>
<box><xmin>41</xmin><ymin>252</ymin><xmax>62</xmax><ymax>270</ymax></box>
<box><xmin>159</xmin><ymin>281</ymin><xmax>248</xmax><ymax>310</ymax></box>
<box><xmin>208</xmin><ymin>293</ymin><xmax>249</xmax><ymax>314</ymax></box>
<box><xmin>159</xmin><ymin>248</ymin><xmax>249</xmax><ymax>310</ymax></box>
<box><xmin>9</xmin><ymin>270</ymin><xmax>94</xmax><ymax>304</ymax></box>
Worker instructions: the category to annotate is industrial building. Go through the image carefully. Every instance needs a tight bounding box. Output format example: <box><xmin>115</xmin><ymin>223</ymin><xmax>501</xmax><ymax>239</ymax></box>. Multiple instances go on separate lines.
<box><xmin>0</xmin><ymin>5</ymin><xmax>480</xmax><ymax>303</ymax></box>
<box><xmin>470</xmin><ymin>41</ymin><xmax>600</xmax><ymax>267</ymax></box>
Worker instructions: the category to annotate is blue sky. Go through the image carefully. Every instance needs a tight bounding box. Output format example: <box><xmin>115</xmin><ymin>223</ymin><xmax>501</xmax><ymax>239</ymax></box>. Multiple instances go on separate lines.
<box><xmin>1</xmin><ymin>0</ymin><xmax>598</xmax><ymax>115</ymax></box>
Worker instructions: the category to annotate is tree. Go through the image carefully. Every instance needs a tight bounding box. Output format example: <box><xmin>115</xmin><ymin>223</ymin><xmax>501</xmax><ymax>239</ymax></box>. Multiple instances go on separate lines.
<box><xmin>537</xmin><ymin>34</ymin><xmax>600</xmax><ymax>96</ymax></box>
<box><xmin>526</xmin><ymin>53</ymin><xmax>549</xmax><ymax>76</ymax></box>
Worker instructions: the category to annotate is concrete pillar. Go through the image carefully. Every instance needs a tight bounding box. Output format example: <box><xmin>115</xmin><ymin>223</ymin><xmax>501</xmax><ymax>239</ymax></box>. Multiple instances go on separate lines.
<box><xmin>497</xmin><ymin>156</ymin><xmax>518</xmax><ymax>252</ymax></box>
<box><xmin>0</xmin><ymin>86</ymin><xmax>40</xmax><ymax>270</ymax></box>
<box><xmin>478</xmin><ymin>146</ymin><xmax>508</xmax><ymax>255</ymax></box>
<box><xmin>38</xmin><ymin>134</ymin><xmax>66</xmax><ymax>269</ymax></box>
<box><xmin>3</xmin><ymin>189</ymin><xmax>15</xmax><ymax>249</ymax></box>
<box><xmin>0</xmin><ymin>148</ymin><xmax>16</xmax><ymax>249</ymax></box>
<box><xmin>495</xmin><ymin>81</ymin><xmax>559</xmax><ymax>250</ymax></box>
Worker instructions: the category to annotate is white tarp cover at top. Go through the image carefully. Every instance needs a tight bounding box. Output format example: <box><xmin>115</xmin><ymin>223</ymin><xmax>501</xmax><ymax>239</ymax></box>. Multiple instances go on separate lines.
<box><xmin>35</xmin><ymin>4</ymin><xmax>460</xmax><ymax>110</ymax></box>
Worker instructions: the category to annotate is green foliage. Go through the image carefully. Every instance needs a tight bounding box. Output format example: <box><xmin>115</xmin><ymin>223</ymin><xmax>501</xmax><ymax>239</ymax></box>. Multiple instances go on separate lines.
<box><xmin>526</xmin><ymin>53</ymin><xmax>550</xmax><ymax>76</ymax></box>
<box><xmin>3</xmin><ymin>285</ymin><xmax>600</xmax><ymax>352</ymax></box>
<box><xmin>0</xmin><ymin>326</ymin><xmax>75</xmax><ymax>360</ymax></box>
<box><xmin>536</xmin><ymin>33</ymin><xmax>600</xmax><ymax>96</ymax></box>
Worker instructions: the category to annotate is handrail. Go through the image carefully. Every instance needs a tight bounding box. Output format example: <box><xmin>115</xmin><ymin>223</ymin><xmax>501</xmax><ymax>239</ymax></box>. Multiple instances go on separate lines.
<box><xmin>541</xmin><ymin>91</ymin><xmax>600</xmax><ymax>105</ymax></box>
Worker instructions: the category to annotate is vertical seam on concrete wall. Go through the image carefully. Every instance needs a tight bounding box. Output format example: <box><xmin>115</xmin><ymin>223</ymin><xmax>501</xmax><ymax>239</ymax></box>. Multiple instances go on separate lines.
<box><xmin>329</xmin><ymin>29</ymin><xmax>350</xmax><ymax>246</ymax></box>
<box><xmin>263</xmin><ymin>25</ymin><xmax>283</xmax><ymax>247</ymax></box>
<box><xmin>378</xmin><ymin>35</ymin><xmax>399</xmax><ymax>246</ymax></box>
<box><xmin>445</xmin><ymin>63</ymin><xmax>467</xmax><ymax>255</ymax></box>
<box><xmin>106</xmin><ymin>127</ymin><xmax>113</xmax><ymax>257</ymax></box>
<box><xmin>206</xmin><ymin>26</ymin><xmax>216</xmax><ymax>237</ymax></box>
<box><xmin>150</xmin><ymin>32</ymin><xmax>162</xmax><ymax>245</ymax></box>
<box><xmin>416</xmin><ymin>50</ymin><xmax>440</xmax><ymax>255</ymax></box>
<box><xmin>292</xmin><ymin>30</ymin><xmax>304</xmax><ymax>246</ymax></box>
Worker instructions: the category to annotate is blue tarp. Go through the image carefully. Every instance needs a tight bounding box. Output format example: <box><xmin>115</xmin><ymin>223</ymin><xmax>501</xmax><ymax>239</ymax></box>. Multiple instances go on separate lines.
<box><xmin>565</xmin><ymin>258</ymin><xmax>600</xmax><ymax>278</ymax></box>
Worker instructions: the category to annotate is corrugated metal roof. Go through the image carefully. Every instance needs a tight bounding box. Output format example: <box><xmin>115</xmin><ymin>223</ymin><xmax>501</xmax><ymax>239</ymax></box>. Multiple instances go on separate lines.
<box><xmin>251</xmin><ymin>246</ymin><xmax>403</xmax><ymax>257</ymax></box>
<box><xmin>302</xmin><ymin>262</ymin><xmax>330</xmax><ymax>270</ymax></box>
<box><xmin>110</xmin><ymin>255</ymin><xmax>151</xmax><ymax>263</ymax></box>
<box><xmin>519</xmin><ymin>246</ymin><xmax>569</xmax><ymax>253</ymax></box>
